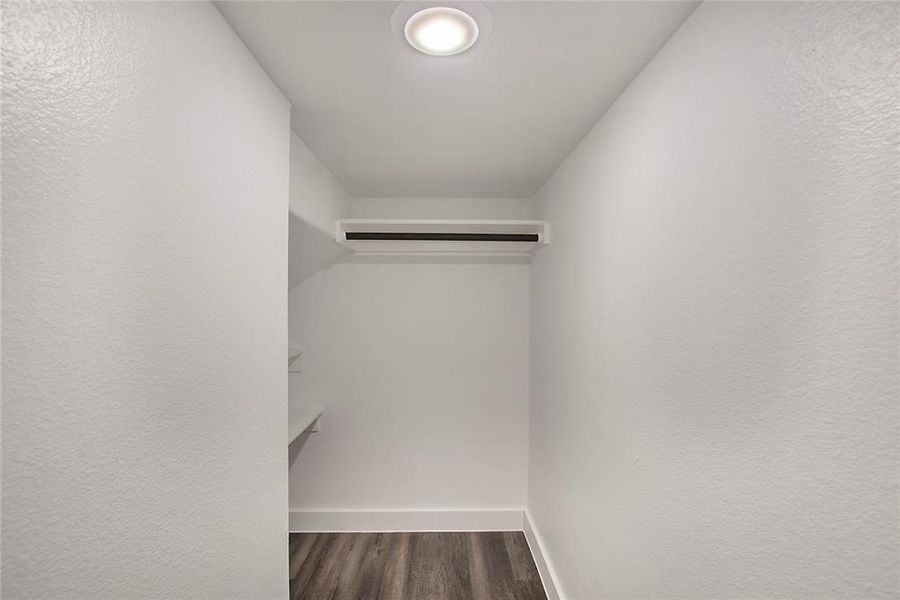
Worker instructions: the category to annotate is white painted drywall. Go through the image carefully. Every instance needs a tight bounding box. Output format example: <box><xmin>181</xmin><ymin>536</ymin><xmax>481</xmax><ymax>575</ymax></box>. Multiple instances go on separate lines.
<box><xmin>291</xmin><ymin>132</ymin><xmax>352</xmax><ymax>235</ymax></box>
<box><xmin>289</xmin><ymin>196</ymin><xmax>533</xmax><ymax>524</ymax></box>
<box><xmin>2</xmin><ymin>3</ymin><xmax>290</xmax><ymax>598</ymax></box>
<box><xmin>288</xmin><ymin>261</ymin><xmax>530</xmax><ymax>518</ymax></box>
<box><xmin>216</xmin><ymin>0</ymin><xmax>698</xmax><ymax>198</ymax></box>
<box><xmin>352</xmin><ymin>197</ymin><xmax>532</xmax><ymax>220</ymax></box>
<box><xmin>529</xmin><ymin>2</ymin><xmax>899</xmax><ymax>598</ymax></box>
<box><xmin>289</xmin><ymin>132</ymin><xmax>351</xmax><ymax>288</ymax></box>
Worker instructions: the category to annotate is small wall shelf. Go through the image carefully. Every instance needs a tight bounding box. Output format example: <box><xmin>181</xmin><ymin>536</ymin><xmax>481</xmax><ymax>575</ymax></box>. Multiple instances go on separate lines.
<box><xmin>289</xmin><ymin>404</ymin><xmax>322</xmax><ymax>445</ymax></box>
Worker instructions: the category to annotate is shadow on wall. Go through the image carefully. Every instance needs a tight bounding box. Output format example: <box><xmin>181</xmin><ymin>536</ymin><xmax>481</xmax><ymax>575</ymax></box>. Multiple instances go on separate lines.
<box><xmin>289</xmin><ymin>430</ymin><xmax>313</xmax><ymax>467</ymax></box>
<box><xmin>289</xmin><ymin>212</ymin><xmax>348</xmax><ymax>290</ymax></box>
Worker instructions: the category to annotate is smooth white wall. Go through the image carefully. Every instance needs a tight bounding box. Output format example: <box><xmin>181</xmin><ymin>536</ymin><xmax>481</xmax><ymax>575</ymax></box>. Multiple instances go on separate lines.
<box><xmin>529</xmin><ymin>2</ymin><xmax>899</xmax><ymax>598</ymax></box>
<box><xmin>291</xmin><ymin>133</ymin><xmax>352</xmax><ymax>234</ymax></box>
<box><xmin>289</xmin><ymin>132</ymin><xmax>351</xmax><ymax>288</ymax></box>
<box><xmin>2</xmin><ymin>3</ymin><xmax>290</xmax><ymax>598</ymax></box>
<box><xmin>353</xmin><ymin>197</ymin><xmax>532</xmax><ymax>220</ymax></box>
<box><xmin>289</xmin><ymin>196</ymin><xmax>532</xmax><ymax>523</ymax></box>
<box><xmin>288</xmin><ymin>260</ymin><xmax>530</xmax><ymax>517</ymax></box>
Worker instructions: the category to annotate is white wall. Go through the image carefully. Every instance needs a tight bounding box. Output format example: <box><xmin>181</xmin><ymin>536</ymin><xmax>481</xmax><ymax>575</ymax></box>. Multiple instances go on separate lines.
<box><xmin>2</xmin><ymin>3</ymin><xmax>290</xmax><ymax>598</ymax></box>
<box><xmin>353</xmin><ymin>197</ymin><xmax>532</xmax><ymax>220</ymax></box>
<box><xmin>289</xmin><ymin>132</ymin><xmax>351</xmax><ymax>288</ymax></box>
<box><xmin>529</xmin><ymin>2</ymin><xmax>899</xmax><ymax>599</ymax></box>
<box><xmin>288</xmin><ymin>196</ymin><xmax>533</xmax><ymax>527</ymax></box>
<box><xmin>288</xmin><ymin>260</ymin><xmax>530</xmax><ymax>526</ymax></box>
<box><xmin>291</xmin><ymin>133</ymin><xmax>352</xmax><ymax>234</ymax></box>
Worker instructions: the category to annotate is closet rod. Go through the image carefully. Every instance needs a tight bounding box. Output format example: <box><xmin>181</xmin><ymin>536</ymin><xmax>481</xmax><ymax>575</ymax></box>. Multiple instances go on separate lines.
<box><xmin>344</xmin><ymin>232</ymin><xmax>539</xmax><ymax>242</ymax></box>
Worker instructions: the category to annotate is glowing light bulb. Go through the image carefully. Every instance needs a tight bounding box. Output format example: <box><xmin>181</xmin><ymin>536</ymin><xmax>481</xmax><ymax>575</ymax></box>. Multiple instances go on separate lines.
<box><xmin>404</xmin><ymin>7</ymin><xmax>479</xmax><ymax>56</ymax></box>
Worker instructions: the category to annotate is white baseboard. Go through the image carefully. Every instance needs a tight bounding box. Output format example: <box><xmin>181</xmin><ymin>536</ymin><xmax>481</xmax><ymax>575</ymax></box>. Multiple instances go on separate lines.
<box><xmin>289</xmin><ymin>508</ymin><xmax>525</xmax><ymax>533</ymax></box>
<box><xmin>523</xmin><ymin>511</ymin><xmax>564</xmax><ymax>600</ymax></box>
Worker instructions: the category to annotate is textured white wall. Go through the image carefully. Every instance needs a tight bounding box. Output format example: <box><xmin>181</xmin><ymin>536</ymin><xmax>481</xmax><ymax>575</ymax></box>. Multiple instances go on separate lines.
<box><xmin>288</xmin><ymin>262</ymin><xmax>530</xmax><ymax>514</ymax></box>
<box><xmin>529</xmin><ymin>2</ymin><xmax>899</xmax><ymax>599</ymax></box>
<box><xmin>2</xmin><ymin>3</ymin><xmax>290</xmax><ymax>598</ymax></box>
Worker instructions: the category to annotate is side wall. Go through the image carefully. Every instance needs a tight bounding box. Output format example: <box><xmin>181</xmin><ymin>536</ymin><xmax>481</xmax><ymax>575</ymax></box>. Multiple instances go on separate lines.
<box><xmin>289</xmin><ymin>132</ymin><xmax>352</xmax><ymax>288</ymax></box>
<box><xmin>2</xmin><ymin>3</ymin><xmax>290</xmax><ymax>598</ymax></box>
<box><xmin>529</xmin><ymin>2</ymin><xmax>899</xmax><ymax>598</ymax></box>
<box><xmin>291</xmin><ymin>133</ymin><xmax>352</xmax><ymax>235</ymax></box>
<box><xmin>288</xmin><ymin>198</ymin><xmax>531</xmax><ymax>530</ymax></box>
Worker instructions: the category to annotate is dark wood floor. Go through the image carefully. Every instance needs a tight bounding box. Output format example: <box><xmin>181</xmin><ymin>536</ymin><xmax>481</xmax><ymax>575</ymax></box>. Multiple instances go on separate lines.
<box><xmin>289</xmin><ymin>531</ymin><xmax>547</xmax><ymax>600</ymax></box>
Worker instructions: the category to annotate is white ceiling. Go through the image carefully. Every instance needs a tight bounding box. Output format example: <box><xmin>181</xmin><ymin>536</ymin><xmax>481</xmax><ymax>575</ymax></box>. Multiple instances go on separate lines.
<box><xmin>217</xmin><ymin>1</ymin><xmax>698</xmax><ymax>198</ymax></box>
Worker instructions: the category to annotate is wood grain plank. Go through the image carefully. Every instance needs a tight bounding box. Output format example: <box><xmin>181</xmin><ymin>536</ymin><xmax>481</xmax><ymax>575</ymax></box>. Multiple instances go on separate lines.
<box><xmin>333</xmin><ymin>532</ymin><xmax>375</xmax><ymax>600</ymax></box>
<box><xmin>408</xmin><ymin>532</ymin><xmax>472</xmax><ymax>598</ymax></box>
<box><xmin>478</xmin><ymin>531</ymin><xmax>517</xmax><ymax>600</ymax></box>
<box><xmin>443</xmin><ymin>532</ymin><xmax>472</xmax><ymax>598</ymax></box>
<box><xmin>378</xmin><ymin>532</ymin><xmax>411</xmax><ymax>600</ymax></box>
<box><xmin>288</xmin><ymin>531</ymin><xmax>546</xmax><ymax>600</ymax></box>
<box><xmin>353</xmin><ymin>533</ymin><xmax>392</xmax><ymax>600</ymax></box>
<box><xmin>291</xmin><ymin>533</ymin><xmax>336</xmax><ymax>600</ymax></box>
<box><xmin>304</xmin><ymin>533</ymin><xmax>353</xmax><ymax>599</ymax></box>
<box><xmin>503</xmin><ymin>532</ymin><xmax>546</xmax><ymax>600</ymax></box>
<box><xmin>467</xmin><ymin>532</ymin><xmax>491</xmax><ymax>599</ymax></box>
<box><xmin>407</xmin><ymin>533</ymin><xmax>450</xmax><ymax>598</ymax></box>
<box><xmin>289</xmin><ymin>533</ymin><xmax>318</xmax><ymax>580</ymax></box>
<box><xmin>503</xmin><ymin>532</ymin><xmax>535</xmax><ymax>581</ymax></box>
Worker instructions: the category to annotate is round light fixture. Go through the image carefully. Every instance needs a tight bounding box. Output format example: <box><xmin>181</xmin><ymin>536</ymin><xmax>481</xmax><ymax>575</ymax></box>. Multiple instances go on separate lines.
<box><xmin>404</xmin><ymin>7</ymin><xmax>479</xmax><ymax>56</ymax></box>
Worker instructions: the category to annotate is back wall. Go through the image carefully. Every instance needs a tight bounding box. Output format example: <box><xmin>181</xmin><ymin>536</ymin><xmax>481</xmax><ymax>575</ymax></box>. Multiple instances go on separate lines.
<box><xmin>288</xmin><ymin>260</ymin><xmax>529</xmax><ymax>528</ymax></box>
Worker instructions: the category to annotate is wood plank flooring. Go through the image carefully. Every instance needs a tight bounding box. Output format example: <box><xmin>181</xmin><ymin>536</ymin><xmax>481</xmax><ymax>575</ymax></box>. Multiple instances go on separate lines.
<box><xmin>289</xmin><ymin>532</ymin><xmax>547</xmax><ymax>600</ymax></box>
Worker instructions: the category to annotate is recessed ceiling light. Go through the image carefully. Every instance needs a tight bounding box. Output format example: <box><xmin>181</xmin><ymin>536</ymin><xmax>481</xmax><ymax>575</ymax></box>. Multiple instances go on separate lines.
<box><xmin>404</xmin><ymin>7</ymin><xmax>479</xmax><ymax>56</ymax></box>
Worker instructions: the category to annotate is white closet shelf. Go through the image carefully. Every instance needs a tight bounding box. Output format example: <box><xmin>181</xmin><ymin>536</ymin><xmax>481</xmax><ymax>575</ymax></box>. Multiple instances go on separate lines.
<box><xmin>335</xmin><ymin>219</ymin><xmax>549</xmax><ymax>256</ymax></box>
<box><xmin>289</xmin><ymin>404</ymin><xmax>322</xmax><ymax>445</ymax></box>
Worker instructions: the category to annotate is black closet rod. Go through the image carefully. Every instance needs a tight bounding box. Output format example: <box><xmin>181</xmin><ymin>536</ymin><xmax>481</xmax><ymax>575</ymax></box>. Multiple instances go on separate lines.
<box><xmin>345</xmin><ymin>232</ymin><xmax>539</xmax><ymax>242</ymax></box>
